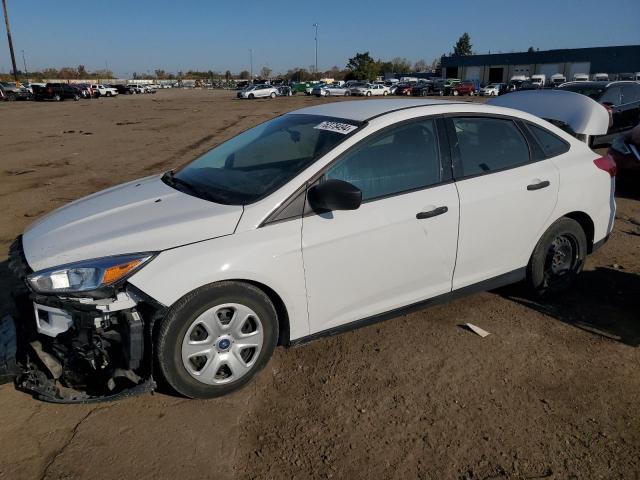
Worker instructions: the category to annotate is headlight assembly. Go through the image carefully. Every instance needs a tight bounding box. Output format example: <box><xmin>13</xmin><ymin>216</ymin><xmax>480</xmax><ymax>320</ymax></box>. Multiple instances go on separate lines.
<box><xmin>27</xmin><ymin>253</ymin><xmax>155</xmax><ymax>294</ymax></box>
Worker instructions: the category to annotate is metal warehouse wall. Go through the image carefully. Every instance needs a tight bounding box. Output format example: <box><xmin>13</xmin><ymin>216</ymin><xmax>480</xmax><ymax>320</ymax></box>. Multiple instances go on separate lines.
<box><xmin>441</xmin><ymin>45</ymin><xmax>640</xmax><ymax>76</ymax></box>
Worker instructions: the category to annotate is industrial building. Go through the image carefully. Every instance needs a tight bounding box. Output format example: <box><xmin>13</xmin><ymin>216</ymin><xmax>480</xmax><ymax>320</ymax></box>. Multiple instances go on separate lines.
<box><xmin>440</xmin><ymin>45</ymin><xmax>640</xmax><ymax>84</ymax></box>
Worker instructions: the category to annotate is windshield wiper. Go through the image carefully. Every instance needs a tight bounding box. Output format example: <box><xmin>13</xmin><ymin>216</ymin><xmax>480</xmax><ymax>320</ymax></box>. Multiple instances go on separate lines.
<box><xmin>162</xmin><ymin>171</ymin><xmax>222</xmax><ymax>203</ymax></box>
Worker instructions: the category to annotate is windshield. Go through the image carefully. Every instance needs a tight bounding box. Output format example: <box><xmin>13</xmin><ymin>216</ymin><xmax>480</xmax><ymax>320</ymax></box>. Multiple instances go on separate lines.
<box><xmin>168</xmin><ymin>114</ymin><xmax>361</xmax><ymax>205</ymax></box>
<box><xmin>558</xmin><ymin>84</ymin><xmax>605</xmax><ymax>99</ymax></box>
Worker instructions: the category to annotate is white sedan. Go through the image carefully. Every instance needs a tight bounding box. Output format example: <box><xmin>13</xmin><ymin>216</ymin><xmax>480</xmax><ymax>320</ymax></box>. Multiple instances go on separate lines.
<box><xmin>237</xmin><ymin>84</ymin><xmax>279</xmax><ymax>99</ymax></box>
<box><xmin>9</xmin><ymin>93</ymin><xmax>614</xmax><ymax>401</ymax></box>
<box><xmin>351</xmin><ymin>83</ymin><xmax>390</xmax><ymax>96</ymax></box>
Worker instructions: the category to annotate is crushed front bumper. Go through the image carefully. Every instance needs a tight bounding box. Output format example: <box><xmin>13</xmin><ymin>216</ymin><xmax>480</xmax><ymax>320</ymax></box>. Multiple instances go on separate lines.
<box><xmin>5</xmin><ymin>237</ymin><xmax>164</xmax><ymax>403</ymax></box>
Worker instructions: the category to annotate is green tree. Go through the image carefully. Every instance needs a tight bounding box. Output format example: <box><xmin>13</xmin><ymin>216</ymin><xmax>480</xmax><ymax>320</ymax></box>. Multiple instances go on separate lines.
<box><xmin>238</xmin><ymin>70</ymin><xmax>250</xmax><ymax>80</ymax></box>
<box><xmin>414</xmin><ymin>59</ymin><xmax>428</xmax><ymax>72</ymax></box>
<box><xmin>453</xmin><ymin>33</ymin><xmax>472</xmax><ymax>56</ymax></box>
<box><xmin>527</xmin><ymin>46</ymin><xmax>535</xmax><ymax>53</ymax></box>
<box><xmin>77</xmin><ymin>65</ymin><xmax>87</xmax><ymax>78</ymax></box>
<box><xmin>346</xmin><ymin>52</ymin><xmax>380</xmax><ymax>81</ymax></box>
<box><xmin>390</xmin><ymin>57</ymin><xmax>412</xmax><ymax>73</ymax></box>
<box><xmin>225</xmin><ymin>70</ymin><xmax>232</xmax><ymax>81</ymax></box>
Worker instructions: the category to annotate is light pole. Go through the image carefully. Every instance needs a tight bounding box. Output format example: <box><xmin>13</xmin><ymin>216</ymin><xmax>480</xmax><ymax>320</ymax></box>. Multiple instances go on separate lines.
<box><xmin>21</xmin><ymin>48</ymin><xmax>27</xmax><ymax>79</ymax></box>
<box><xmin>249</xmin><ymin>48</ymin><xmax>253</xmax><ymax>82</ymax></box>
<box><xmin>312</xmin><ymin>23</ymin><xmax>319</xmax><ymax>80</ymax></box>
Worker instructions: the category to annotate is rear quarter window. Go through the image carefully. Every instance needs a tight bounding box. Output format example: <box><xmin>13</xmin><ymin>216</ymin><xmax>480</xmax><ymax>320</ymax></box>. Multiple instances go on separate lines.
<box><xmin>526</xmin><ymin>123</ymin><xmax>570</xmax><ymax>158</ymax></box>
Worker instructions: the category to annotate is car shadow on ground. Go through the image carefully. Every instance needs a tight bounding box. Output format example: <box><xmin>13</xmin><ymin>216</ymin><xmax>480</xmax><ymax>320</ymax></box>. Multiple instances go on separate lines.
<box><xmin>616</xmin><ymin>177</ymin><xmax>640</xmax><ymax>201</ymax></box>
<box><xmin>497</xmin><ymin>267</ymin><xmax>640</xmax><ymax>347</ymax></box>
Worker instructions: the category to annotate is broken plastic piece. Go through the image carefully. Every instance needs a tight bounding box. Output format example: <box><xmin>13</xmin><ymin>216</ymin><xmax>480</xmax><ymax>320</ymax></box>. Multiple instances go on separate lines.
<box><xmin>464</xmin><ymin>323</ymin><xmax>491</xmax><ymax>338</ymax></box>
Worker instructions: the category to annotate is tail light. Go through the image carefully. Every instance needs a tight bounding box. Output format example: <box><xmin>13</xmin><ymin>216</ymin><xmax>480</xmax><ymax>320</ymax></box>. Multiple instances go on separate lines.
<box><xmin>602</xmin><ymin>103</ymin><xmax>614</xmax><ymax>127</ymax></box>
<box><xmin>594</xmin><ymin>154</ymin><xmax>617</xmax><ymax>177</ymax></box>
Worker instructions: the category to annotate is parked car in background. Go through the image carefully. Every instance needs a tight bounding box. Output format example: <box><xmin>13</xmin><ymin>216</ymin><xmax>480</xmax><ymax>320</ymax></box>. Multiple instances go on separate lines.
<box><xmin>351</xmin><ymin>83</ymin><xmax>390</xmax><ymax>96</ymax></box>
<box><xmin>609</xmin><ymin>123</ymin><xmax>640</xmax><ymax>177</ymax></box>
<box><xmin>573</xmin><ymin>73</ymin><xmax>589</xmax><ymax>82</ymax></box>
<box><xmin>453</xmin><ymin>81</ymin><xmax>476</xmax><ymax>96</ymax></box>
<box><xmin>313</xmin><ymin>84</ymin><xmax>351</xmax><ymax>97</ymax></box>
<box><xmin>276</xmin><ymin>85</ymin><xmax>294</xmax><ymax>96</ymax></box>
<box><xmin>557</xmin><ymin>81</ymin><xmax>640</xmax><ymax>144</ymax></box>
<box><xmin>384</xmin><ymin>81</ymin><xmax>398</xmax><ymax>94</ymax></box>
<box><xmin>305</xmin><ymin>83</ymin><xmax>325</xmax><ymax>95</ymax></box>
<box><xmin>442</xmin><ymin>78</ymin><xmax>461</xmax><ymax>96</ymax></box>
<box><xmin>479</xmin><ymin>83</ymin><xmax>507</xmax><ymax>96</ymax></box>
<box><xmin>109</xmin><ymin>84</ymin><xmax>134</xmax><ymax>95</ymax></box>
<box><xmin>0</xmin><ymin>82</ymin><xmax>32</xmax><ymax>101</ymax></box>
<box><xmin>32</xmin><ymin>83</ymin><xmax>81</xmax><ymax>101</ymax></box>
<box><xmin>411</xmin><ymin>81</ymin><xmax>438</xmax><ymax>96</ymax></box>
<box><xmin>237</xmin><ymin>84</ymin><xmax>279</xmax><ymax>99</ymax></box>
<box><xmin>91</xmin><ymin>84</ymin><xmax>119</xmax><ymax>97</ymax></box>
<box><xmin>394</xmin><ymin>83</ymin><xmax>414</xmax><ymax>96</ymax></box>
<box><xmin>7</xmin><ymin>95</ymin><xmax>614</xmax><ymax>402</ymax></box>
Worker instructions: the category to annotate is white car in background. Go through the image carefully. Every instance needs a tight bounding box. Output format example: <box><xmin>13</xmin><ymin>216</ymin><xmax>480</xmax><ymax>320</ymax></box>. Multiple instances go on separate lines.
<box><xmin>479</xmin><ymin>84</ymin><xmax>501</xmax><ymax>96</ymax></box>
<box><xmin>90</xmin><ymin>84</ymin><xmax>118</xmax><ymax>97</ymax></box>
<box><xmin>237</xmin><ymin>84</ymin><xmax>279</xmax><ymax>99</ymax></box>
<box><xmin>9</xmin><ymin>93</ymin><xmax>614</xmax><ymax>402</ymax></box>
<box><xmin>351</xmin><ymin>83</ymin><xmax>390</xmax><ymax>96</ymax></box>
<box><xmin>313</xmin><ymin>84</ymin><xmax>351</xmax><ymax>97</ymax></box>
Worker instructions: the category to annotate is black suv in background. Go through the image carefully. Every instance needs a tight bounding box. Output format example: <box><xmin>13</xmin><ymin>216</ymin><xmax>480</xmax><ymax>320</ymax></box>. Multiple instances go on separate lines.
<box><xmin>558</xmin><ymin>81</ymin><xmax>640</xmax><ymax>144</ymax></box>
<box><xmin>32</xmin><ymin>83</ymin><xmax>81</xmax><ymax>101</ymax></box>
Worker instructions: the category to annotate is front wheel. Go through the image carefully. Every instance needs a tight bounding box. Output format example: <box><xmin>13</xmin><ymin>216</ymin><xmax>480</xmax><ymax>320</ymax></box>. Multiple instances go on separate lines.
<box><xmin>73</xmin><ymin>95</ymin><xmax>80</xmax><ymax>101</ymax></box>
<box><xmin>156</xmin><ymin>282</ymin><xmax>278</xmax><ymax>399</ymax></box>
<box><xmin>453</xmin><ymin>90</ymin><xmax>459</xmax><ymax>96</ymax></box>
<box><xmin>366</xmin><ymin>91</ymin><xmax>372</xmax><ymax>97</ymax></box>
<box><xmin>270</xmin><ymin>92</ymin><xmax>276</xmax><ymax>99</ymax></box>
<box><xmin>527</xmin><ymin>217</ymin><xmax>587</xmax><ymax>296</ymax></box>
<box><xmin>54</xmin><ymin>94</ymin><xmax>62</xmax><ymax>101</ymax></box>
<box><xmin>248</xmin><ymin>93</ymin><xmax>254</xmax><ymax>99</ymax></box>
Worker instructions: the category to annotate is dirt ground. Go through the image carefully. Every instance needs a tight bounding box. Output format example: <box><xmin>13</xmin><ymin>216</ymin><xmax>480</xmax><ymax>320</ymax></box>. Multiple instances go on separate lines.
<box><xmin>0</xmin><ymin>90</ymin><xmax>638</xmax><ymax>480</ymax></box>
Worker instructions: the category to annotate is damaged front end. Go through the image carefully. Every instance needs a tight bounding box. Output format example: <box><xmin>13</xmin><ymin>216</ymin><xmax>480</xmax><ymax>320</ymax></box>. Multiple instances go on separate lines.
<box><xmin>6</xmin><ymin>238</ymin><xmax>165</xmax><ymax>403</ymax></box>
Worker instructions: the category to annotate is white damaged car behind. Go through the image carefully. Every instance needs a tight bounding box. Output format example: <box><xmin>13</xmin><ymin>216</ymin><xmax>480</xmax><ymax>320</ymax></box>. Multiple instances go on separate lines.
<box><xmin>4</xmin><ymin>93</ymin><xmax>615</xmax><ymax>402</ymax></box>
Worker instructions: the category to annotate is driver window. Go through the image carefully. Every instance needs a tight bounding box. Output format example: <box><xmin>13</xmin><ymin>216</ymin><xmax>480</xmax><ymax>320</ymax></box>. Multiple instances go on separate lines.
<box><xmin>325</xmin><ymin>119</ymin><xmax>441</xmax><ymax>201</ymax></box>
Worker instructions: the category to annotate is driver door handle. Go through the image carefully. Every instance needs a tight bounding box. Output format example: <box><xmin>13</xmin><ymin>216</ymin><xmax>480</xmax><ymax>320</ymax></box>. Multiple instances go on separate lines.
<box><xmin>527</xmin><ymin>180</ymin><xmax>550</xmax><ymax>191</ymax></box>
<box><xmin>416</xmin><ymin>206</ymin><xmax>448</xmax><ymax>219</ymax></box>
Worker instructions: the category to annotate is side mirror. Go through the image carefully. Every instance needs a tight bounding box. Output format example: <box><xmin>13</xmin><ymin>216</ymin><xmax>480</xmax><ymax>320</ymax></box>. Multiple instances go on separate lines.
<box><xmin>308</xmin><ymin>179</ymin><xmax>362</xmax><ymax>212</ymax></box>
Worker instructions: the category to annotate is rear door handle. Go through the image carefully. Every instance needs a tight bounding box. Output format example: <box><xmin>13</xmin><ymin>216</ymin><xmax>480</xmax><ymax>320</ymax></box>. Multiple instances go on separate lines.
<box><xmin>416</xmin><ymin>206</ymin><xmax>448</xmax><ymax>219</ymax></box>
<box><xmin>527</xmin><ymin>180</ymin><xmax>550</xmax><ymax>191</ymax></box>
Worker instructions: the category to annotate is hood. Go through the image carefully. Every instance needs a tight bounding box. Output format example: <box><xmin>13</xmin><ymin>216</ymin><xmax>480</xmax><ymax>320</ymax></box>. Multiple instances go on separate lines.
<box><xmin>23</xmin><ymin>175</ymin><xmax>243</xmax><ymax>272</ymax></box>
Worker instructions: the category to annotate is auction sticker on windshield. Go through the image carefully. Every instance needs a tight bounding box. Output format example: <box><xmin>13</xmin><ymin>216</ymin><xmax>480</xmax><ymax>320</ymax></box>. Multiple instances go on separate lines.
<box><xmin>314</xmin><ymin>121</ymin><xmax>358</xmax><ymax>135</ymax></box>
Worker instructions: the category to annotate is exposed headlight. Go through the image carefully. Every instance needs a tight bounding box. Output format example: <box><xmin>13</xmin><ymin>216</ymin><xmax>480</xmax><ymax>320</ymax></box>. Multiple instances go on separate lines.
<box><xmin>27</xmin><ymin>253</ymin><xmax>155</xmax><ymax>294</ymax></box>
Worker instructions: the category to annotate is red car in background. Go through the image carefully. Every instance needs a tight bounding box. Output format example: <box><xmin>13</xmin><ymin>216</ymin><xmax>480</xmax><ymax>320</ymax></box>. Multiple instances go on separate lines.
<box><xmin>394</xmin><ymin>83</ymin><xmax>413</xmax><ymax>96</ymax></box>
<box><xmin>453</xmin><ymin>81</ymin><xmax>476</xmax><ymax>96</ymax></box>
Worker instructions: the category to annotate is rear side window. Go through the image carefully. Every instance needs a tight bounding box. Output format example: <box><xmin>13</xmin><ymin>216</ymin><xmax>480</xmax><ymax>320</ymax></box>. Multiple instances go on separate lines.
<box><xmin>451</xmin><ymin>117</ymin><xmax>530</xmax><ymax>177</ymax></box>
<box><xmin>600</xmin><ymin>86</ymin><xmax>622</xmax><ymax>106</ymax></box>
<box><xmin>325</xmin><ymin>119</ymin><xmax>441</xmax><ymax>201</ymax></box>
<box><xmin>527</xmin><ymin>123</ymin><xmax>570</xmax><ymax>157</ymax></box>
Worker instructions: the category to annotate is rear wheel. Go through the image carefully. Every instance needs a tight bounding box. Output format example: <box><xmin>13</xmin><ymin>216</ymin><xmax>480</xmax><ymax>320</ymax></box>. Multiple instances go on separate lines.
<box><xmin>270</xmin><ymin>92</ymin><xmax>276</xmax><ymax>99</ymax></box>
<box><xmin>527</xmin><ymin>218</ymin><xmax>587</xmax><ymax>296</ymax></box>
<box><xmin>248</xmin><ymin>93</ymin><xmax>254</xmax><ymax>99</ymax></box>
<box><xmin>54</xmin><ymin>94</ymin><xmax>62</xmax><ymax>101</ymax></box>
<box><xmin>73</xmin><ymin>95</ymin><xmax>80</xmax><ymax>101</ymax></box>
<box><xmin>7</xmin><ymin>93</ymin><xmax>16</xmax><ymax>101</ymax></box>
<box><xmin>366</xmin><ymin>91</ymin><xmax>372</xmax><ymax>97</ymax></box>
<box><xmin>156</xmin><ymin>282</ymin><xmax>278</xmax><ymax>398</ymax></box>
<box><xmin>453</xmin><ymin>90</ymin><xmax>459</xmax><ymax>96</ymax></box>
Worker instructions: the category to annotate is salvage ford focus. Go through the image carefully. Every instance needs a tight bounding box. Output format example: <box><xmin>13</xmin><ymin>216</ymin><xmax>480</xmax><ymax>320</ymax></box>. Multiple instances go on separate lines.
<box><xmin>6</xmin><ymin>92</ymin><xmax>616</xmax><ymax>402</ymax></box>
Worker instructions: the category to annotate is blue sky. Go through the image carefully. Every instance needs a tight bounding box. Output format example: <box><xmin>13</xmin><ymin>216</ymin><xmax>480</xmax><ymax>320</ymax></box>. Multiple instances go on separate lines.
<box><xmin>2</xmin><ymin>0</ymin><xmax>639</xmax><ymax>76</ymax></box>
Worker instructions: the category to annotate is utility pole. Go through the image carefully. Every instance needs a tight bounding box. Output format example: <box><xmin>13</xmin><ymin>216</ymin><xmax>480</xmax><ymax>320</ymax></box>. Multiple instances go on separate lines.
<box><xmin>2</xmin><ymin>0</ymin><xmax>18</xmax><ymax>82</ymax></box>
<box><xmin>312</xmin><ymin>23</ymin><xmax>319</xmax><ymax>80</ymax></box>
<box><xmin>249</xmin><ymin>48</ymin><xmax>253</xmax><ymax>82</ymax></box>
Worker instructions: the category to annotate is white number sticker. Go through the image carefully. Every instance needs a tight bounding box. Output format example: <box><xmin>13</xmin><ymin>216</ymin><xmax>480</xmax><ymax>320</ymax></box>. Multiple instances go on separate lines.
<box><xmin>314</xmin><ymin>121</ymin><xmax>358</xmax><ymax>135</ymax></box>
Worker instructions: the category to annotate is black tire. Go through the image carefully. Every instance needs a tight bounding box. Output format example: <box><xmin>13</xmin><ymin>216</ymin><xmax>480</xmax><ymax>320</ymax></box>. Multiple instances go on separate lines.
<box><xmin>527</xmin><ymin>217</ymin><xmax>587</xmax><ymax>296</ymax></box>
<box><xmin>7</xmin><ymin>93</ymin><xmax>16</xmax><ymax>101</ymax></box>
<box><xmin>54</xmin><ymin>94</ymin><xmax>62</xmax><ymax>101</ymax></box>
<box><xmin>73</xmin><ymin>95</ymin><xmax>80</xmax><ymax>101</ymax></box>
<box><xmin>248</xmin><ymin>93</ymin><xmax>254</xmax><ymax>99</ymax></box>
<box><xmin>270</xmin><ymin>92</ymin><xmax>276</xmax><ymax>98</ymax></box>
<box><xmin>156</xmin><ymin>281</ymin><xmax>278</xmax><ymax>399</ymax></box>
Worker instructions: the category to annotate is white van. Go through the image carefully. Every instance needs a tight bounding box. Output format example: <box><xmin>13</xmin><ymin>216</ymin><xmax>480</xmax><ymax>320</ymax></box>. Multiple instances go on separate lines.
<box><xmin>531</xmin><ymin>74</ymin><xmax>546</xmax><ymax>88</ymax></box>
<box><xmin>573</xmin><ymin>73</ymin><xmax>589</xmax><ymax>82</ymax></box>
<box><xmin>550</xmin><ymin>74</ymin><xmax>566</xmax><ymax>86</ymax></box>
<box><xmin>593</xmin><ymin>73</ymin><xmax>609</xmax><ymax>81</ymax></box>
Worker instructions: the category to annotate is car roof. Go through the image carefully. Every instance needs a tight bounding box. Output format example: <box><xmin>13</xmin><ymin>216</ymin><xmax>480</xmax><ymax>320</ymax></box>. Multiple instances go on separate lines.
<box><xmin>292</xmin><ymin>99</ymin><xmax>459</xmax><ymax>121</ymax></box>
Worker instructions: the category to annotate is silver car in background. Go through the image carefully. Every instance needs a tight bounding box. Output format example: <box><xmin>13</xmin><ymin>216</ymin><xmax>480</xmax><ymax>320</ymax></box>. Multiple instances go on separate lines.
<box><xmin>313</xmin><ymin>84</ymin><xmax>351</xmax><ymax>97</ymax></box>
<box><xmin>237</xmin><ymin>84</ymin><xmax>279</xmax><ymax>99</ymax></box>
